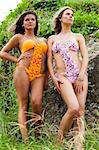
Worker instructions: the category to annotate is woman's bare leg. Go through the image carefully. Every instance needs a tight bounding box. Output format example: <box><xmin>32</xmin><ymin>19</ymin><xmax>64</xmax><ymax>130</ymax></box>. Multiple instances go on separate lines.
<box><xmin>77</xmin><ymin>75</ymin><xmax>88</xmax><ymax>132</ymax></box>
<box><xmin>57</xmin><ymin>76</ymin><xmax>80</xmax><ymax>140</ymax></box>
<box><xmin>30</xmin><ymin>77</ymin><xmax>45</xmax><ymax>137</ymax></box>
<box><xmin>13</xmin><ymin>66</ymin><xmax>30</xmax><ymax>143</ymax></box>
<box><xmin>30</xmin><ymin>76</ymin><xmax>45</xmax><ymax>114</ymax></box>
<box><xmin>74</xmin><ymin>75</ymin><xmax>88</xmax><ymax>149</ymax></box>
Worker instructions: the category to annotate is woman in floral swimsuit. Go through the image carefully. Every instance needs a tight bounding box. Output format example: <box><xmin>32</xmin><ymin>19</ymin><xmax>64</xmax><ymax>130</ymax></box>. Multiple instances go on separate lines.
<box><xmin>47</xmin><ymin>6</ymin><xmax>88</xmax><ymax>149</ymax></box>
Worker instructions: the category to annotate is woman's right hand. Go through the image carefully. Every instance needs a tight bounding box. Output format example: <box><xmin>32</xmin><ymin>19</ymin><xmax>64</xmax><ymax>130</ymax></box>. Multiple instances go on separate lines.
<box><xmin>52</xmin><ymin>76</ymin><xmax>63</xmax><ymax>93</ymax></box>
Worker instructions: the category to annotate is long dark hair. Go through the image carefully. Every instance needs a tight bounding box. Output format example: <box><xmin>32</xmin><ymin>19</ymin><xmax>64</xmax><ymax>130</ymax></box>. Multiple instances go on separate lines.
<box><xmin>15</xmin><ymin>10</ymin><xmax>38</xmax><ymax>35</ymax></box>
<box><xmin>54</xmin><ymin>7</ymin><xmax>73</xmax><ymax>34</ymax></box>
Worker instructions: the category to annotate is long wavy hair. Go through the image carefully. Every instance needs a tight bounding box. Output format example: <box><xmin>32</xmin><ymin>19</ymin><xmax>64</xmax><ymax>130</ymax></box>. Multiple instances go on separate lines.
<box><xmin>53</xmin><ymin>6</ymin><xmax>74</xmax><ymax>34</ymax></box>
<box><xmin>14</xmin><ymin>10</ymin><xmax>38</xmax><ymax>35</ymax></box>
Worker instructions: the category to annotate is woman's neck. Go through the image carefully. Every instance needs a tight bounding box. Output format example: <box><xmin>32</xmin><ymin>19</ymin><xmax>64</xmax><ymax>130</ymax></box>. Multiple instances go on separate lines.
<box><xmin>61</xmin><ymin>24</ymin><xmax>72</xmax><ymax>34</ymax></box>
<box><xmin>25</xmin><ymin>29</ymin><xmax>35</xmax><ymax>37</ymax></box>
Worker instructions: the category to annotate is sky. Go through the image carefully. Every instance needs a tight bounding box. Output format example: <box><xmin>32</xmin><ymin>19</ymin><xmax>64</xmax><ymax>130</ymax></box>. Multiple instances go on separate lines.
<box><xmin>0</xmin><ymin>0</ymin><xmax>22</xmax><ymax>23</ymax></box>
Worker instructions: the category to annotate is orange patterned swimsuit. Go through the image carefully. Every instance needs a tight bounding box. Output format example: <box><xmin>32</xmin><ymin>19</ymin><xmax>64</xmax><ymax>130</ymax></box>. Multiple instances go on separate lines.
<box><xmin>21</xmin><ymin>39</ymin><xmax>48</xmax><ymax>81</ymax></box>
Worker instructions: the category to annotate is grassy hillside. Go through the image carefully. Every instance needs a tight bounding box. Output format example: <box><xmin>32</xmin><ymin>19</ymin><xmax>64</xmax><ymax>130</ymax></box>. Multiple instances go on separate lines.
<box><xmin>0</xmin><ymin>0</ymin><xmax>99</xmax><ymax>149</ymax></box>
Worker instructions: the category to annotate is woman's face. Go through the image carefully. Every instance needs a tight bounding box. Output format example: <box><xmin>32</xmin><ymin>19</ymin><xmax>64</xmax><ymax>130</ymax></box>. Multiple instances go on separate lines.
<box><xmin>61</xmin><ymin>9</ymin><xmax>74</xmax><ymax>25</ymax></box>
<box><xmin>23</xmin><ymin>14</ymin><xmax>36</xmax><ymax>30</ymax></box>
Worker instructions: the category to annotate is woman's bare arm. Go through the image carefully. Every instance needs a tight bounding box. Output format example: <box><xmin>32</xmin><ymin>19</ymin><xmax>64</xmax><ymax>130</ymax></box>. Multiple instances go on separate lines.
<box><xmin>47</xmin><ymin>36</ymin><xmax>55</xmax><ymax>80</ymax></box>
<box><xmin>0</xmin><ymin>34</ymin><xmax>20</xmax><ymax>63</ymax></box>
<box><xmin>78</xmin><ymin>34</ymin><xmax>89</xmax><ymax>80</ymax></box>
<box><xmin>47</xmin><ymin>36</ymin><xmax>63</xmax><ymax>92</ymax></box>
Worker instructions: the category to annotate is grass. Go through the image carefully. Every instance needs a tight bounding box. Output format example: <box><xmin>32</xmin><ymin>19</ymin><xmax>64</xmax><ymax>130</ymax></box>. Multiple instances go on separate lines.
<box><xmin>0</xmin><ymin>119</ymin><xmax>98</xmax><ymax>150</ymax></box>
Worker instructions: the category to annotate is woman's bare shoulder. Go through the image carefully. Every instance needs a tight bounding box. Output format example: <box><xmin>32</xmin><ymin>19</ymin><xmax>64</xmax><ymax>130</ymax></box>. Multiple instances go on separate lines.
<box><xmin>48</xmin><ymin>35</ymin><xmax>57</xmax><ymax>42</ymax></box>
<box><xmin>75</xmin><ymin>33</ymin><xmax>84</xmax><ymax>40</ymax></box>
<box><xmin>11</xmin><ymin>33</ymin><xmax>22</xmax><ymax>41</ymax></box>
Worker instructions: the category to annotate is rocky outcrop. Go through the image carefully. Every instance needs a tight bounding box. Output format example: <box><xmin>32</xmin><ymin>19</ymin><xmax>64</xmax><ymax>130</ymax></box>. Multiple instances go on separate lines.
<box><xmin>43</xmin><ymin>35</ymin><xmax>99</xmax><ymax>125</ymax></box>
<box><xmin>86</xmin><ymin>36</ymin><xmax>99</xmax><ymax>123</ymax></box>
<box><xmin>87</xmin><ymin>37</ymin><xmax>99</xmax><ymax>103</ymax></box>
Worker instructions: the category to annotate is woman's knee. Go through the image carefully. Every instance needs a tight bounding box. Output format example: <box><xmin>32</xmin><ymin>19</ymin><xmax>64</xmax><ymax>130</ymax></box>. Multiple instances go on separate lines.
<box><xmin>31</xmin><ymin>96</ymin><xmax>42</xmax><ymax>109</ymax></box>
<box><xmin>68</xmin><ymin>104</ymin><xmax>80</xmax><ymax>117</ymax></box>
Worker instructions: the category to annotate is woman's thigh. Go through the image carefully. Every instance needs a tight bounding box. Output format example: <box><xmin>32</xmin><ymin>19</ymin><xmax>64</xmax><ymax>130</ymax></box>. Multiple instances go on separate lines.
<box><xmin>59</xmin><ymin>76</ymin><xmax>79</xmax><ymax>109</ymax></box>
<box><xmin>13</xmin><ymin>66</ymin><xmax>30</xmax><ymax>100</ymax></box>
<box><xmin>76</xmin><ymin>75</ymin><xmax>88</xmax><ymax>111</ymax></box>
<box><xmin>30</xmin><ymin>76</ymin><xmax>45</xmax><ymax>99</ymax></box>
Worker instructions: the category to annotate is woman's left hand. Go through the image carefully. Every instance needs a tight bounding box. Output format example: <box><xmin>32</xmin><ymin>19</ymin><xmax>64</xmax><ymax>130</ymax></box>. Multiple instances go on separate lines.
<box><xmin>74</xmin><ymin>79</ymin><xmax>84</xmax><ymax>94</ymax></box>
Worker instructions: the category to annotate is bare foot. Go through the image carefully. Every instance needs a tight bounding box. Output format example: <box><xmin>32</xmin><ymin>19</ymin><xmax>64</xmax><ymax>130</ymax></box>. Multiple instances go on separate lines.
<box><xmin>74</xmin><ymin>137</ymin><xmax>84</xmax><ymax>150</ymax></box>
<box><xmin>54</xmin><ymin>130</ymin><xmax>64</xmax><ymax>150</ymax></box>
<box><xmin>23</xmin><ymin>136</ymin><xmax>29</xmax><ymax>145</ymax></box>
<box><xmin>19</xmin><ymin>124</ymin><xmax>29</xmax><ymax>144</ymax></box>
<box><xmin>74</xmin><ymin>117</ymin><xmax>85</xmax><ymax>150</ymax></box>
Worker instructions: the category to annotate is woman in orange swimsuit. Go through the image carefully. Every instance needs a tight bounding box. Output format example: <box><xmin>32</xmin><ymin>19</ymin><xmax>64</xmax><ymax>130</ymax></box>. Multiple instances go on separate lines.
<box><xmin>48</xmin><ymin>7</ymin><xmax>88</xmax><ymax>149</ymax></box>
<box><xmin>0</xmin><ymin>10</ymin><xmax>48</xmax><ymax>143</ymax></box>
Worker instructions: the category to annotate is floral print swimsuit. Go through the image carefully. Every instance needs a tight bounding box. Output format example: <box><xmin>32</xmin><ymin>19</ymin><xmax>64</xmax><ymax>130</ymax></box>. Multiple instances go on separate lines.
<box><xmin>52</xmin><ymin>40</ymin><xmax>80</xmax><ymax>83</ymax></box>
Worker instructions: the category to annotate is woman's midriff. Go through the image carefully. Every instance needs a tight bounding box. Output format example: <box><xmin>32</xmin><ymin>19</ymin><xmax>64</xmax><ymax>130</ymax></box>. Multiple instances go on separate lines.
<box><xmin>54</xmin><ymin>53</ymin><xmax>81</xmax><ymax>74</ymax></box>
<box><xmin>18</xmin><ymin>49</ymin><xmax>33</xmax><ymax>68</ymax></box>
<box><xmin>54</xmin><ymin>53</ymin><xmax>65</xmax><ymax>73</ymax></box>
